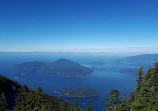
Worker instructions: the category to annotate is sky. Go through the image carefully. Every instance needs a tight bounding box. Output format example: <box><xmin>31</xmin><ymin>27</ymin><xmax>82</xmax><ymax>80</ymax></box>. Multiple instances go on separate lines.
<box><xmin>0</xmin><ymin>0</ymin><xmax>158</xmax><ymax>54</ymax></box>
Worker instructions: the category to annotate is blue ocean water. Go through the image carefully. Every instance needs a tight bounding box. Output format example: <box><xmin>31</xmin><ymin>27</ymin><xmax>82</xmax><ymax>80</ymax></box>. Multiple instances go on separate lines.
<box><xmin>0</xmin><ymin>52</ymin><xmax>136</xmax><ymax>111</ymax></box>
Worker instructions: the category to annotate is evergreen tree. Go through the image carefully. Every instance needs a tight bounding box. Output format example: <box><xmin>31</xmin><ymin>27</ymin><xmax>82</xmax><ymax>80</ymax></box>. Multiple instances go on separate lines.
<box><xmin>135</xmin><ymin>67</ymin><xmax>143</xmax><ymax>93</ymax></box>
<box><xmin>127</xmin><ymin>91</ymin><xmax>135</xmax><ymax>107</ymax></box>
<box><xmin>0</xmin><ymin>92</ymin><xmax>8</xmax><ymax>111</ymax></box>
<box><xmin>152</xmin><ymin>60</ymin><xmax>158</xmax><ymax>92</ymax></box>
<box><xmin>117</xmin><ymin>93</ymin><xmax>129</xmax><ymax>111</ymax></box>
<box><xmin>34</xmin><ymin>86</ymin><xmax>46</xmax><ymax>110</ymax></box>
<box><xmin>74</xmin><ymin>98</ymin><xmax>78</xmax><ymax>111</ymax></box>
<box><xmin>127</xmin><ymin>67</ymin><xmax>143</xmax><ymax>110</ymax></box>
<box><xmin>86</xmin><ymin>103</ymin><xmax>92</xmax><ymax>111</ymax></box>
<box><xmin>14</xmin><ymin>84</ymin><xmax>35</xmax><ymax>111</ymax></box>
<box><xmin>14</xmin><ymin>84</ymin><xmax>30</xmax><ymax>111</ymax></box>
<box><xmin>130</xmin><ymin>61</ymin><xmax>158</xmax><ymax>110</ymax></box>
<box><xmin>70</xmin><ymin>106</ymin><xmax>74</xmax><ymax>111</ymax></box>
<box><xmin>105</xmin><ymin>89</ymin><xmax>120</xmax><ymax>111</ymax></box>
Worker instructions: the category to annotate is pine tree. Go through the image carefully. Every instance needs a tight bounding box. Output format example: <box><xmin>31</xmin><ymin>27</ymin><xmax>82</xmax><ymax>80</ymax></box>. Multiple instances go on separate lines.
<box><xmin>127</xmin><ymin>67</ymin><xmax>143</xmax><ymax>110</ymax></box>
<box><xmin>117</xmin><ymin>93</ymin><xmax>129</xmax><ymax>111</ymax></box>
<box><xmin>86</xmin><ymin>103</ymin><xmax>92</xmax><ymax>111</ymax></box>
<box><xmin>135</xmin><ymin>67</ymin><xmax>143</xmax><ymax>93</ymax></box>
<box><xmin>35</xmin><ymin>86</ymin><xmax>46</xmax><ymax>110</ymax></box>
<box><xmin>74</xmin><ymin>98</ymin><xmax>78</xmax><ymax>111</ymax></box>
<box><xmin>152</xmin><ymin>60</ymin><xmax>158</xmax><ymax>92</ymax></box>
<box><xmin>14</xmin><ymin>84</ymin><xmax>33</xmax><ymax>111</ymax></box>
<box><xmin>130</xmin><ymin>62</ymin><xmax>158</xmax><ymax>110</ymax></box>
<box><xmin>60</xmin><ymin>103</ymin><xmax>66</xmax><ymax>111</ymax></box>
<box><xmin>70</xmin><ymin>106</ymin><xmax>74</xmax><ymax>111</ymax></box>
<box><xmin>105</xmin><ymin>89</ymin><xmax>120</xmax><ymax>111</ymax></box>
<box><xmin>127</xmin><ymin>91</ymin><xmax>135</xmax><ymax>107</ymax></box>
<box><xmin>0</xmin><ymin>92</ymin><xmax>8</xmax><ymax>111</ymax></box>
<box><xmin>127</xmin><ymin>67</ymin><xmax>143</xmax><ymax>108</ymax></box>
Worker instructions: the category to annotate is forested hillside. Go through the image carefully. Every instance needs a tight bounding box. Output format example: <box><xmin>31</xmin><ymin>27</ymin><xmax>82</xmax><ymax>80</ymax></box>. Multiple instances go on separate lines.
<box><xmin>0</xmin><ymin>75</ymin><xmax>84</xmax><ymax>111</ymax></box>
<box><xmin>105</xmin><ymin>60</ymin><xmax>158</xmax><ymax>111</ymax></box>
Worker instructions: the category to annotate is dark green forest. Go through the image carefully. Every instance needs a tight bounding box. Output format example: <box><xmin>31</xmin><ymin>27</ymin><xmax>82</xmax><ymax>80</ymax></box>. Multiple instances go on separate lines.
<box><xmin>0</xmin><ymin>75</ymin><xmax>84</xmax><ymax>111</ymax></box>
<box><xmin>1</xmin><ymin>60</ymin><xmax>158</xmax><ymax>111</ymax></box>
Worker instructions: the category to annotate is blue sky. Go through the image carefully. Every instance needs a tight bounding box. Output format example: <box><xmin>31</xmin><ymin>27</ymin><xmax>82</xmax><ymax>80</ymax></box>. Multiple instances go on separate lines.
<box><xmin>0</xmin><ymin>0</ymin><xmax>158</xmax><ymax>53</ymax></box>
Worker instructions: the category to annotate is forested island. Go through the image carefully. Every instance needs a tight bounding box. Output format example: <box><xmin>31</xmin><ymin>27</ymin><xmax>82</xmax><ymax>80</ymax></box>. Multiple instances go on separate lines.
<box><xmin>57</xmin><ymin>88</ymin><xmax>99</xmax><ymax>98</ymax></box>
<box><xmin>15</xmin><ymin>59</ymin><xmax>93</xmax><ymax>78</ymax></box>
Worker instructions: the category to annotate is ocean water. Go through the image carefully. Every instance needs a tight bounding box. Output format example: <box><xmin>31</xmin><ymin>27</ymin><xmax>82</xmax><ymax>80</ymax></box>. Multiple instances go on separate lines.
<box><xmin>0</xmin><ymin>52</ymin><xmax>136</xmax><ymax>111</ymax></box>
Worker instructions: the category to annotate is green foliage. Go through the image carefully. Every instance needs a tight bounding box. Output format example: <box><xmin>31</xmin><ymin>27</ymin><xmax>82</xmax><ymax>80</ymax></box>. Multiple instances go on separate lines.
<box><xmin>105</xmin><ymin>89</ymin><xmax>121</xmax><ymax>111</ymax></box>
<box><xmin>0</xmin><ymin>74</ymin><xmax>83</xmax><ymax>111</ymax></box>
<box><xmin>86</xmin><ymin>103</ymin><xmax>92</xmax><ymax>111</ymax></box>
<box><xmin>0</xmin><ymin>92</ymin><xmax>8</xmax><ymax>111</ymax></box>
<box><xmin>14</xmin><ymin>84</ymin><xmax>81</xmax><ymax>111</ymax></box>
<box><xmin>129</xmin><ymin>61</ymin><xmax>158</xmax><ymax>110</ymax></box>
<box><xmin>13</xmin><ymin>84</ymin><xmax>34</xmax><ymax>111</ymax></box>
<box><xmin>34</xmin><ymin>86</ymin><xmax>46</xmax><ymax>110</ymax></box>
<box><xmin>13</xmin><ymin>84</ymin><xmax>82</xmax><ymax>111</ymax></box>
<box><xmin>152</xmin><ymin>60</ymin><xmax>158</xmax><ymax>92</ymax></box>
<box><xmin>106</xmin><ymin>60</ymin><xmax>158</xmax><ymax>111</ymax></box>
<box><xmin>117</xmin><ymin>94</ymin><xmax>129</xmax><ymax>111</ymax></box>
<box><xmin>135</xmin><ymin>67</ymin><xmax>143</xmax><ymax>94</ymax></box>
<box><xmin>0</xmin><ymin>74</ymin><xmax>20</xmax><ymax>109</ymax></box>
<box><xmin>74</xmin><ymin>99</ymin><xmax>78</xmax><ymax>111</ymax></box>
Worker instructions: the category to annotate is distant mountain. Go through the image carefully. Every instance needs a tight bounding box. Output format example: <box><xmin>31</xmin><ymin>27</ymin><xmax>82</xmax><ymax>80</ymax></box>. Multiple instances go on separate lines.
<box><xmin>118</xmin><ymin>54</ymin><xmax>158</xmax><ymax>66</ymax></box>
<box><xmin>57</xmin><ymin>88</ymin><xmax>99</xmax><ymax>98</ymax></box>
<box><xmin>15</xmin><ymin>58</ymin><xmax>93</xmax><ymax>78</ymax></box>
<box><xmin>118</xmin><ymin>54</ymin><xmax>158</xmax><ymax>75</ymax></box>
<box><xmin>91</xmin><ymin>54</ymin><xmax>158</xmax><ymax>67</ymax></box>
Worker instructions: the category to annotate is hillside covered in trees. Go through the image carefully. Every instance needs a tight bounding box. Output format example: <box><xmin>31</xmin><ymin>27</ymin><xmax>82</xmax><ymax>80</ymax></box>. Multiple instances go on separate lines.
<box><xmin>0</xmin><ymin>75</ymin><xmax>85</xmax><ymax>111</ymax></box>
<box><xmin>105</xmin><ymin>60</ymin><xmax>158</xmax><ymax>111</ymax></box>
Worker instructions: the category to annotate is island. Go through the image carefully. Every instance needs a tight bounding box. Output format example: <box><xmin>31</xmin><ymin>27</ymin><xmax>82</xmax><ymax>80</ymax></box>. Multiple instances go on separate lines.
<box><xmin>56</xmin><ymin>88</ymin><xmax>100</xmax><ymax>98</ymax></box>
<box><xmin>14</xmin><ymin>59</ymin><xmax>93</xmax><ymax>78</ymax></box>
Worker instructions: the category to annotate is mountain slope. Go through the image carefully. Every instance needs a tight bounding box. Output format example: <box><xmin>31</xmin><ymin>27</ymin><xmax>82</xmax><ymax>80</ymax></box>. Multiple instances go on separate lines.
<box><xmin>119</xmin><ymin>54</ymin><xmax>158</xmax><ymax>66</ymax></box>
<box><xmin>0</xmin><ymin>75</ymin><xmax>83</xmax><ymax>111</ymax></box>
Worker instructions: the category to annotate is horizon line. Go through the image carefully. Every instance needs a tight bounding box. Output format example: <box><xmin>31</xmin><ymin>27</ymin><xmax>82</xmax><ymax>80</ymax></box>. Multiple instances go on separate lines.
<box><xmin>0</xmin><ymin>47</ymin><xmax>158</xmax><ymax>54</ymax></box>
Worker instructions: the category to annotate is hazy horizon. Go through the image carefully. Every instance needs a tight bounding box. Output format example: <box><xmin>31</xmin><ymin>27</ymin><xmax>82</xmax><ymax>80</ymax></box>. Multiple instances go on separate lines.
<box><xmin>0</xmin><ymin>47</ymin><xmax>158</xmax><ymax>55</ymax></box>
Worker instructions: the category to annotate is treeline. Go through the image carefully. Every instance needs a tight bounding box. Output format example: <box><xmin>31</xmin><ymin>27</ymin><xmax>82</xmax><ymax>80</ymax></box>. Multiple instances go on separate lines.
<box><xmin>105</xmin><ymin>60</ymin><xmax>158</xmax><ymax>111</ymax></box>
